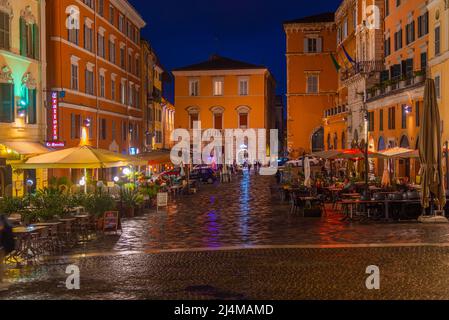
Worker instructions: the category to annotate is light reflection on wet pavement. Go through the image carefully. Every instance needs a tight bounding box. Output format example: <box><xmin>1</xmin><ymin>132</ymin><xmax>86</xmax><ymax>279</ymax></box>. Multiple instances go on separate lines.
<box><xmin>72</xmin><ymin>171</ymin><xmax>449</xmax><ymax>254</ymax></box>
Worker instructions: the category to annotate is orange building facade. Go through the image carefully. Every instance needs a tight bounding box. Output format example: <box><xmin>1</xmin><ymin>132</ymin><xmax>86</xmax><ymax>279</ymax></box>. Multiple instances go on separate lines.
<box><xmin>284</xmin><ymin>13</ymin><xmax>338</xmax><ymax>156</ymax></box>
<box><xmin>46</xmin><ymin>0</ymin><xmax>145</xmax><ymax>159</ymax></box>
<box><xmin>173</xmin><ymin>55</ymin><xmax>275</xmax><ymax>135</ymax></box>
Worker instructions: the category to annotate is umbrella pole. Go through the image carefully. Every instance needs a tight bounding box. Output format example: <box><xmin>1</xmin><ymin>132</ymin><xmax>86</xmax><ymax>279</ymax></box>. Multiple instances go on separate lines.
<box><xmin>84</xmin><ymin>168</ymin><xmax>87</xmax><ymax>194</ymax></box>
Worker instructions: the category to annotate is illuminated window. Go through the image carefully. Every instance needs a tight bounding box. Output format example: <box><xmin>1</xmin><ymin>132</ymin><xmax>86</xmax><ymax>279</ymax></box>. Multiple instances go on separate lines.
<box><xmin>213</xmin><ymin>78</ymin><xmax>224</xmax><ymax>96</ymax></box>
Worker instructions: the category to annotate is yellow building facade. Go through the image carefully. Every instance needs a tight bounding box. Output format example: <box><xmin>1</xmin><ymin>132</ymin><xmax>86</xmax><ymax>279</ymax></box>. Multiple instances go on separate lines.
<box><xmin>0</xmin><ymin>0</ymin><xmax>48</xmax><ymax>197</ymax></box>
<box><xmin>173</xmin><ymin>55</ymin><xmax>275</xmax><ymax>133</ymax></box>
<box><xmin>284</xmin><ymin>13</ymin><xmax>338</xmax><ymax>156</ymax></box>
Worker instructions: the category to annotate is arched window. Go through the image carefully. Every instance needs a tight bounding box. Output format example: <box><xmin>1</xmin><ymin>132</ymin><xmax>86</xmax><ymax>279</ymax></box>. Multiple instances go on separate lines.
<box><xmin>327</xmin><ymin>133</ymin><xmax>331</xmax><ymax>150</ymax></box>
<box><xmin>378</xmin><ymin>136</ymin><xmax>386</xmax><ymax>151</ymax></box>
<box><xmin>186</xmin><ymin>106</ymin><xmax>200</xmax><ymax>129</ymax></box>
<box><xmin>341</xmin><ymin>132</ymin><xmax>346</xmax><ymax>149</ymax></box>
<box><xmin>400</xmin><ymin>135</ymin><xmax>410</xmax><ymax>148</ymax></box>
<box><xmin>210</xmin><ymin>106</ymin><xmax>224</xmax><ymax>130</ymax></box>
<box><xmin>66</xmin><ymin>5</ymin><xmax>80</xmax><ymax>45</ymax></box>
<box><xmin>0</xmin><ymin>3</ymin><xmax>11</xmax><ymax>50</ymax></box>
<box><xmin>333</xmin><ymin>133</ymin><xmax>338</xmax><ymax>150</ymax></box>
<box><xmin>236</xmin><ymin>106</ymin><xmax>250</xmax><ymax>129</ymax></box>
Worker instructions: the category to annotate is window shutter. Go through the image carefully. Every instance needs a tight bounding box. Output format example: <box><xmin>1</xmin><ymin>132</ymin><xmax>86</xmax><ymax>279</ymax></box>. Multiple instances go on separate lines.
<box><xmin>303</xmin><ymin>38</ymin><xmax>308</xmax><ymax>53</ymax></box>
<box><xmin>20</xmin><ymin>18</ymin><xmax>26</xmax><ymax>56</ymax></box>
<box><xmin>33</xmin><ymin>24</ymin><xmax>39</xmax><ymax>59</ymax></box>
<box><xmin>317</xmin><ymin>38</ymin><xmax>322</xmax><ymax>52</ymax></box>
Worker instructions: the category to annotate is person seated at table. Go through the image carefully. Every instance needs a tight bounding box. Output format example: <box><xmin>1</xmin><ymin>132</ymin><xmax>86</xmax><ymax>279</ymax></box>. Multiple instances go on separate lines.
<box><xmin>397</xmin><ymin>177</ymin><xmax>410</xmax><ymax>192</ymax></box>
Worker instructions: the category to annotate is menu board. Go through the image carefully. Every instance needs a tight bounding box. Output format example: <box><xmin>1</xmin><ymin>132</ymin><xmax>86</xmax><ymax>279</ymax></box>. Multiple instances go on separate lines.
<box><xmin>157</xmin><ymin>192</ymin><xmax>168</xmax><ymax>211</ymax></box>
<box><xmin>103</xmin><ymin>211</ymin><xmax>119</xmax><ymax>232</ymax></box>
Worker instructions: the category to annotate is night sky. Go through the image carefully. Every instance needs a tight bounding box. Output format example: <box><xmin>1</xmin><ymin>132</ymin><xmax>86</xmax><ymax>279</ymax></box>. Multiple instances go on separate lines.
<box><xmin>128</xmin><ymin>0</ymin><xmax>340</xmax><ymax>102</ymax></box>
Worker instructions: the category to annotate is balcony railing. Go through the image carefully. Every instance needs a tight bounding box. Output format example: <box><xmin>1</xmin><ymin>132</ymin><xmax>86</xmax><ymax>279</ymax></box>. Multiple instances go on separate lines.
<box><xmin>340</xmin><ymin>60</ymin><xmax>385</xmax><ymax>82</ymax></box>
<box><xmin>366</xmin><ymin>71</ymin><xmax>426</xmax><ymax>101</ymax></box>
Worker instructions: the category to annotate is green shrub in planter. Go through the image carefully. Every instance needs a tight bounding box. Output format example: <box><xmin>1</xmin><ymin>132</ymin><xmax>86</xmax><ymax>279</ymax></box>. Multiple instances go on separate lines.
<box><xmin>0</xmin><ymin>196</ymin><xmax>24</xmax><ymax>215</ymax></box>
<box><xmin>84</xmin><ymin>192</ymin><xmax>115</xmax><ymax>218</ymax></box>
<box><xmin>30</xmin><ymin>187</ymin><xmax>69</xmax><ymax>222</ymax></box>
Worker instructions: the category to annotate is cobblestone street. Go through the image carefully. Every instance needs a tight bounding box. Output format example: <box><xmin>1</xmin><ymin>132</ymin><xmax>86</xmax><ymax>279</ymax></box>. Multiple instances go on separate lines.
<box><xmin>3</xmin><ymin>172</ymin><xmax>449</xmax><ymax>299</ymax></box>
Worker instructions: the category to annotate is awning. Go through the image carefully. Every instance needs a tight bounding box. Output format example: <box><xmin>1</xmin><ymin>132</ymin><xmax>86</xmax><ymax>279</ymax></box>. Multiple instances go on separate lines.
<box><xmin>379</xmin><ymin>147</ymin><xmax>419</xmax><ymax>159</ymax></box>
<box><xmin>1</xmin><ymin>141</ymin><xmax>50</xmax><ymax>155</ymax></box>
<box><xmin>138</xmin><ymin>151</ymin><xmax>172</xmax><ymax>165</ymax></box>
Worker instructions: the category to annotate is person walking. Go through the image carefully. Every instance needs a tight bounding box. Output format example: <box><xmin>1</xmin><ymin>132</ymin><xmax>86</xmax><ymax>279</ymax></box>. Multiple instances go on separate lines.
<box><xmin>0</xmin><ymin>214</ymin><xmax>14</xmax><ymax>291</ymax></box>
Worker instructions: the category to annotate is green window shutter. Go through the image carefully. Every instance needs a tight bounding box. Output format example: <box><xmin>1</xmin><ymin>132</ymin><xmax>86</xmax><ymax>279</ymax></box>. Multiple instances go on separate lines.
<box><xmin>19</xmin><ymin>17</ymin><xmax>26</xmax><ymax>56</ymax></box>
<box><xmin>32</xmin><ymin>24</ymin><xmax>39</xmax><ymax>59</ymax></box>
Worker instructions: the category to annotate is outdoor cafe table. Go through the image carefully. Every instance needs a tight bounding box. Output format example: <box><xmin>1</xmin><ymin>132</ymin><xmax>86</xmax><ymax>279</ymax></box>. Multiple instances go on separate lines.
<box><xmin>11</xmin><ymin>226</ymin><xmax>48</xmax><ymax>264</ymax></box>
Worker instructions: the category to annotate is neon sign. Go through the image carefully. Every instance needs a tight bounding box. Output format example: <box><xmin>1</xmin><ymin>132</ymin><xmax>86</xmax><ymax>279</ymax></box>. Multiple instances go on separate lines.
<box><xmin>51</xmin><ymin>91</ymin><xmax>59</xmax><ymax>140</ymax></box>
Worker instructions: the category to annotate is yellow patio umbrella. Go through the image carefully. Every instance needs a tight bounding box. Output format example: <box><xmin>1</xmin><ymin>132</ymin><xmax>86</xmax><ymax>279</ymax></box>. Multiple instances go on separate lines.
<box><xmin>10</xmin><ymin>145</ymin><xmax>146</xmax><ymax>169</ymax></box>
<box><xmin>418</xmin><ymin>78</ymin><xmax>446</xmax><ymax>210</ymax></box>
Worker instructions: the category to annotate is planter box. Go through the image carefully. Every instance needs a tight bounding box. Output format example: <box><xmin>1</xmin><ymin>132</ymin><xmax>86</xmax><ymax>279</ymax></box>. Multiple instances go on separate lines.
<box><xmin>124</xmin><ymin>207</ymin><xmax>134</xmax><ymax>218</ymax></box>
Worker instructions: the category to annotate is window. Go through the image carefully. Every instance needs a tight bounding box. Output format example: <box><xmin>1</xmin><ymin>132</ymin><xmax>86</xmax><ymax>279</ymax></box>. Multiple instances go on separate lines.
<box><xmin>84</xmin><ymin>24</ymin><xmax>93</xmax><ymax>52</ymax></box>
<box><xmin>353</xmin><ymin>8</ymin><xmax>357</xmax><ymax>29</ymax></box>
<box><xmin>0</xmin><ymin>11</ymin><xmax>10</xmax><ymax>50</ymax></box>
<box><xmin>85</xmin><ymin>69</ymin><xmax>94</xmax><ymax>95</ymax></box>
<box><xmin>122</xmin><ymin>121</ymin><xmax>127</xmax><ymax>141</ymax></box>
<box><xmin>71</xmin><ymin>113</ymin><xmax>81</xmax><ymax>139</ymax></box>
<box><xmin>136</xmin><ymin>57</ymin><xmax>140</xmax><ymax>76</ymax></box>
<box><xmin>84</xmin><ymin>0</ymin><xmax>94</xmax><ymax>8</ymax></box>
<box><xmin>98</xmin><ymin>32</ymin><xmax>105</xmax><ymax>58</ymax></box>
<box><xmin>385</xmin><ymin>0</ymin><xmax>390</xmax><ymax>16</ymax></box>
<box><xmin>420</xmin><ymin>52</ymin><xmax>427</xmax><ymax>71</ymax></box>
<box><xmin>379</xmin><ymin>109</ymin><xmax>384</xmax><ymax>131</ymax></box>
<box><xmin>19</xmin><ymin>18</ymin><xmax>39</xmax><ymax>59</ymax></box>
<box><xmin>306</xmin><ymin>75</ymin><xmax>318</xmax><ymax>93</ymax></box>
<box><xmin>109</xmin><ymin>5</ymin><xmax>114</xmax><ymax>25</ymax></box>
<box><xmin>189</xmin><ymin>113</ymin><xmax>199</xmax><ymax>129</ymax></box>
<box><xmin>368</xmin><ymin>112</ymin><xmax>374</xmax><ymax>132</ymax></box>
<box><xmin>396</xmin><ymin>0</ymin><xmax>400</xmax><ymax>6</ymax></box>
<box><xmin>67</xmin><ymin>15</ymin><xmax>79</xmax><ymax>45</ymax></box>
<box><xmin>401</xmin><ymin>105</ymin><xmax>407</xmax><ymax>129</ymax></box>
<box><xmin>97</xmin><ymin>0</ymin><xmax>104</xmax><ymax>16</ymax></box>
<box><xmin>71</xmin><ymin>64</ymin><xmax>78</xmax><ymax>90</ymax></box>
<box><xmin>120</xmin><ymin>47</ymin><xmax>125</xmax><ymax>68</ymax></box>
<box><xmin>435</xmin><ymin>75</ymin><xmax>441</xmax><ymax>99</ymax></box>
<box><xmin>111</xmin><ymin>79</ymin><xmax>116</xmax><ymax>100</ymax></box>
<box><xmin>118</xmin><ymin>14</ymin><xmax>124</xmax><ymax>33</ymax></box>
<box><xmin>239</xmin><ymin>113</ymin><xmax>248</xmax><ymax>129</ymax></box>
<box><xmin>435</xmin><ymin>26</ymin><xmax>441</xmax><ymax>56</ymax></box>
<box><xmin>0</xmin><ymin>83</ymin><xmax>14</xmax><ymax>123</ymax></box>
<box><xmin>213</xmin><ymin>113</ymin><xmax>223</xmax><ymax>130</ymax></box>
<box><xmin>384</xmin><ymin>37</ymin><xmax>391</xmax><ymax>56</ymax></box>
<box><xmin>189</xmin><ymin>79</ymin><xmax>199</xmax><ymax>96</ymax></box>
<box><xmin>213</xmin><ymin>78</ymin><xmax>224</xmax><ymax>96</ymax></box>
<box><xmin>239</xmin><ymin>79</ymin><xmax>248</xmax><ymax>96</ymax></box>
<box><xmin>394</xmin><ymin>29</ymin><xmax>402</xmax><ymax>51</ymax></box>
<box><xmin>99</xmin><ymin>74</ymin><xmax>105</xmax><ymax>97</ymax></box>
<box><xmin>416</xmin><ymin>101</ymin><xmax>420</xmax><ymax>127</ymax></box>
<box><xmin>418</xmin><ymin>12</ymin><xmax>429</xmax><ymax>38</ymax></box>
<box><xmin>22</xmin><ymin>87</ymin><xmax>37</xmax><ymax>124</ymax></box>
<box><xmin>388</xmin><ymin>107</ymin><xmax>396</xmax><ymax>130</ymax></box>
<box><xmin>100</xmin><ymin>118</ymin><xmax>107</xmax><ymax>140</ymax></box>
<box><xmin>128</xmin><ymin>52</ymin><xmax>132</xmax><ymax>73</ymax></box>
<box><xmin>120</xmin><ymin>81</ymin><xmax>126</xmax><ymax>104</ymax></box>
<box><xmin>405</xmin><ymin>21</ymin><xmax>415</xmax><ymax>45</ymax></box>
<box><xmin>304</xmin><ymin>37</ymin><xmax>322</xmax><ymax>53</ymax></box>
<box><xmin>109</xmin><ymin>41</ymin><xmax>116</xmax><ymax>63</ymax></box>
<box><xmin>343</xmin><ymin>18</ymin><xmax>348</xmax><ymax>38</ymax></box>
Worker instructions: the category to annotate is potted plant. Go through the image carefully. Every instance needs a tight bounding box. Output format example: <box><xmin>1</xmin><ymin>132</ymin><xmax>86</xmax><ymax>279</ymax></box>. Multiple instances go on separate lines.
<box><xmin>0</xmin><ymin>196</ymin><xmax>24</xmax><ymax>216</ymax></box>
<box><xmin>120</xmin><ymin>187</ymin><xmax>139</xmax><ymax>218</ymax></box>
<box><xmin>30</xmin><ymin>187</ymin><xmax>68</xmax><ymax>222</ymax></box>
<box><xmin>84</xmin><ymin>192</ymin><xmax>115</xmax><ymax>230</ymax></box>
<box><xmin>414</xmin><ymin>70</ymin><xmax>425</xmax><ymax>83</ymax></box>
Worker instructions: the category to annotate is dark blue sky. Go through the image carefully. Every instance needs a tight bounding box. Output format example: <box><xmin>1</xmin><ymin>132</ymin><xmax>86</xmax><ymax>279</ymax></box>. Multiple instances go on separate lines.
<box><xmin>128</xmin><ymin>0</ymin><xmax>340</xmax><ymax>102</ymax></box>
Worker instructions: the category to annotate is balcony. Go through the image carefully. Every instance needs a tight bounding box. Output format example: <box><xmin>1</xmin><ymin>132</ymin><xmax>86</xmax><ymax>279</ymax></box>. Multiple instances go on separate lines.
<box><xmin>323</xmin><ymin>105</ymin><xmax>349</xmax><ymax>118</ymax></box>
<box><xmin>366</xmin><ymin>70</ymin><xmax>426</xmax><ymax>101</ymax></box>
<box><xmin>340</xmin><ymin>60</ymin><xmax>385</xmax><ymax>82</ymax></box>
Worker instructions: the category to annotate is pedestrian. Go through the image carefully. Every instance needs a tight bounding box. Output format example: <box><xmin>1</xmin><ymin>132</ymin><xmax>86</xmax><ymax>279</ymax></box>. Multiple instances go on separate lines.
<box><xmin>0</xmin><ymin>214</ymin><xmax>14</xmax><ymax>291</ymax></box>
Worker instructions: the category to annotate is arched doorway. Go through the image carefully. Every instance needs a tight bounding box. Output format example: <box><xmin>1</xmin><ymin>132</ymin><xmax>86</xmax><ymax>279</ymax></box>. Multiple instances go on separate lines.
<box><xmin>341</xmin><ymin>132</ymin><xmax>346</xmax><ymax>149</ymax></box>
<box><xmin>311</xmin><ymin>127</ymin><xmax>324</xmax><ymax>152</ymax></box>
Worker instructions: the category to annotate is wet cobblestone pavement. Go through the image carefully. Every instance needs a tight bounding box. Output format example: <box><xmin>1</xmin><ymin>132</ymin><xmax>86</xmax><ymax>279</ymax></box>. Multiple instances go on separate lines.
<box><xmin>4</xmin><ymin>172</ymin><xmax>449</xmax><ymax>299</ymax></box>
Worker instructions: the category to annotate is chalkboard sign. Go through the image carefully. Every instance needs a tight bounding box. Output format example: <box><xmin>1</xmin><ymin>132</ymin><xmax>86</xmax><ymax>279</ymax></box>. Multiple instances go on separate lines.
<box><xmin>157</xmin><ymin>192</ymin><xmax>168</xmax><ymax>212</ymax></box>
<box><xmin>103</xmin><ymin>211</ymin><xmax>119</xmax><ymax>233</ymax></box>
